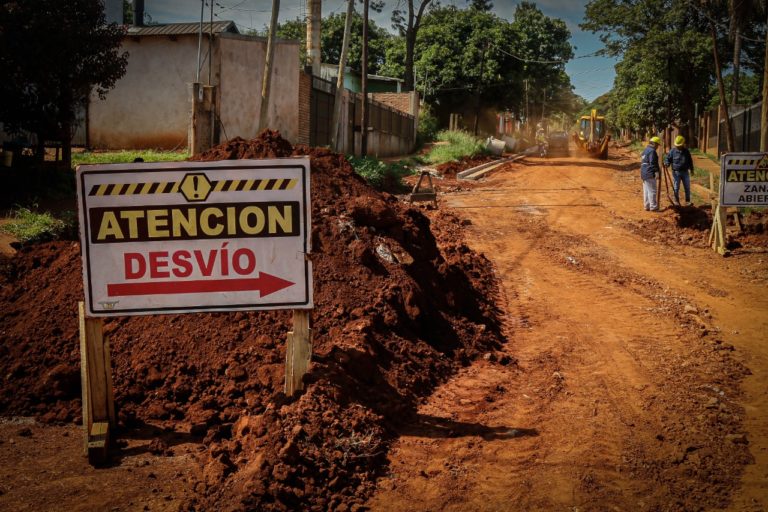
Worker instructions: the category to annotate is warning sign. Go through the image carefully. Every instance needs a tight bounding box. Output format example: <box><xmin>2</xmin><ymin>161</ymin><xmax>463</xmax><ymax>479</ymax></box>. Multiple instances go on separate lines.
<box><xmin>77</xmin><ymin>159</ymin><xmax>312</xmax><ymax>316</ymax></box>
<box><xmin>720</xmin><ymin>152</ymin><xmax>768</xmax><ymax>207</ymax></box>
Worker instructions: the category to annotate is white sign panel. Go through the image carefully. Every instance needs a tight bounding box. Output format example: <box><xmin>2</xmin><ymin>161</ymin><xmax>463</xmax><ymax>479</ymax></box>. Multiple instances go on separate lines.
<box><xmin>77</xmin><ymin>159</ymin><xmax>312</xmax><ymax>316</ymax></box>
<box><xmin>720</xmin><ymin>152</ymin><xmax>768</xmax><ymax>207</ymax></box>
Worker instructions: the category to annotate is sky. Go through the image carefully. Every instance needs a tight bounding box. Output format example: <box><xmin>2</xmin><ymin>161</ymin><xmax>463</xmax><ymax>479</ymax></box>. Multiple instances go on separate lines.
<box><xmin>140</xmin><ymin>0</ymin><xmax>618</xmax><ymax>102</ymax></box>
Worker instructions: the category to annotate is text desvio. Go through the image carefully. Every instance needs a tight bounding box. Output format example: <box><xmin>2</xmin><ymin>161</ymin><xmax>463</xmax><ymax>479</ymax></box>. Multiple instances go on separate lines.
<box><xmin>123</xmin><ymin>244</ymin><xmax>257</xmax><ymax>279</ymax></box>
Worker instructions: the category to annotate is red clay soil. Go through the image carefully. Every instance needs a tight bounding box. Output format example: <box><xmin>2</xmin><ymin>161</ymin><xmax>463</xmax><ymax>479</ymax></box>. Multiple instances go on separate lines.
<box><xmin>435</xmin><ymin>155</ymin><xmax>497</xmax><ymax>177</ymax></box>
<box><xmin>0</xmin><ymin>130</ymin><xmax>506</xmax><ymax>510</ymax></box>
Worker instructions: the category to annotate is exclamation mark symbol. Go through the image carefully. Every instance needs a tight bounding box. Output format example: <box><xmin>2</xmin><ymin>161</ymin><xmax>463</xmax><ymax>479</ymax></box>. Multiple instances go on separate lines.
<box><xmin>193</xmin><ymin>175</ymin><xmax>200</xmax><ymax>199</ymax></box>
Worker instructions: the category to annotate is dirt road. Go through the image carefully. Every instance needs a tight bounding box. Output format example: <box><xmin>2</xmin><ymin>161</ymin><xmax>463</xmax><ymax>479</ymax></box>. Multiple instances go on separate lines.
<box><xmin>368</xmin><ymin>148</ymin><xmax>768</xmax><ymax>511</ymax></box>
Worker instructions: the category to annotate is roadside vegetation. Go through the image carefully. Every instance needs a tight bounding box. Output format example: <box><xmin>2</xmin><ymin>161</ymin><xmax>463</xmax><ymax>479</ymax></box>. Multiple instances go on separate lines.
<box><xmin>0</xmin><ymin>206</ymin><xmax>76</xmax><ymax>244</ymax></box>
<box><xmin>582</xmin><ymin>0</ymin><xmax>764</xmax><ymax>151</ymax></box>
<box><xmin>425</xmin><ymin>130</ymin><xmax>488</xmax><ymax>164</ymax></box>
<box><xmin>347</xmin><ymin>156</ymin><xmax>414</xmax><ymax>193</ymax></box>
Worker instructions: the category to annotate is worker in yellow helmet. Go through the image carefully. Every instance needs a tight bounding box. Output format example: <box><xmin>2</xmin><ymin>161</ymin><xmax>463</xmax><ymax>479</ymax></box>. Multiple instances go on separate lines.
<box><xmin>664</xmin><ymin>135</ymin><xmax>694</xmax><ymax>206</ymax></box>
<box><xmin>640</xmin><ymin>136</ymin><xmax>662</xmax><ymax>211</ymax></box>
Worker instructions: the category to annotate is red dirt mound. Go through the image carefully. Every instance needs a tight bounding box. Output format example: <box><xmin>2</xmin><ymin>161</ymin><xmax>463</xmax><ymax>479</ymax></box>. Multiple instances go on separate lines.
<box><xmin>435</xmin><ymin>155</ymin><xmax>497</xmax><ymax>177</ymax></box>
<box><xmin>0</xmin><ymin>130</ymin><xmax>506</xmax><ymax>511</ymax></box>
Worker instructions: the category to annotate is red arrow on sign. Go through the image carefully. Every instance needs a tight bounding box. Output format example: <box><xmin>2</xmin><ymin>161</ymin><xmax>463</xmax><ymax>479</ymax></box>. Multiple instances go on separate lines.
<box><xmin>107</xmin><ymin>272</ymin><xmax>295</xmax><ymax>297</ymax></box>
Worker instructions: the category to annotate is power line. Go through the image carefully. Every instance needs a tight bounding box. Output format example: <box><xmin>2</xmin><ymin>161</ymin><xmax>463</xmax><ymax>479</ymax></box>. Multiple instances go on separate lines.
<box><xmin>492</xmin><ymin>44</ymin><xmax>604</xmax><ymax>65</ymax></box>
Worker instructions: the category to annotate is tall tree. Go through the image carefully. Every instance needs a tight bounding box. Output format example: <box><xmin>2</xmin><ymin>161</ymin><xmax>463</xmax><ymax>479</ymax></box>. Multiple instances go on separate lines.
<box><xmin>277</xmin><ymin>12</ymin><xmax>391</xmax><ymax>74</ymax></box>
<box><xmin>583</xmin><ymin>0</ymin><xmax>718</xmax><ymax>142</ymax></box>
<box><xmin>391</xmin><ymin>0</ymin><xmax>435</xmax><ymax>91</ymax></box>
<box><xmin>0</xmin><ymin>0</ymin><xmax>128</xmax><ymax>167</ymax></box>
<box><xmin>468</xmin><ymin>0</ymin><xmax>493</xmax><ymax>10</ymax></box>
<box><xmin>511</xmin><ymin>2</ymin><xmax>574</xmax><ymax>122</ymax></box>
<box><xmin>404</xmin><ymin>4</ymin><xmax>574</xmax><ymax>123</ymax></box>
<box><xmin>727</xmin><ymin>0</ymin><xmax>764</xmax><ymax>105</ymax></box>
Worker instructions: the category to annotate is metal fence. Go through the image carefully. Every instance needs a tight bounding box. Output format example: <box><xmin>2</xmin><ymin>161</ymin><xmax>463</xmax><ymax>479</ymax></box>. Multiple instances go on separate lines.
<box><xmin>310</xmin><ymin>76</ymin><xmax>335</xmax><ymax>148</ymax></box>
<box><xmin>310</xmin><ymin>75</ymin><xmax>416</xmax><ymax>156</ymax></box>
<box><xmin>718</xmin><ymin>101</ymin><xmax>762</xmax><ymax>154</ymax></box>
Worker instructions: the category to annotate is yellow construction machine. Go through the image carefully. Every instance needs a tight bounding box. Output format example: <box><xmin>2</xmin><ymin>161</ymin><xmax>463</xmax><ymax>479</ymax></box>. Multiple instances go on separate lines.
<box><xmin>574</xmin><ymin>109</ymin><xmax>610</xmax><ymax>159</ymax></box>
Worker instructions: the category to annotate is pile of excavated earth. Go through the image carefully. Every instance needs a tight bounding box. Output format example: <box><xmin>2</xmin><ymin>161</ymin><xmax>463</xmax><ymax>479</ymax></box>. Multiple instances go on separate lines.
<box><xmin>0</xmin><ymin>130</ymin><xmax>507</xmax><ymax>510</ymax></box>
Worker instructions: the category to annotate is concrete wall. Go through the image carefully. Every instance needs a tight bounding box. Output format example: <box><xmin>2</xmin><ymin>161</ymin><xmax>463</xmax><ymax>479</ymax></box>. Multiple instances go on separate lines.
<box><xmin>218</xmin><ymin>34</ymin><xmax>300</xmax><ymax>144</ymax></box>
<box><xmin>88</xmin><ymin>33</ymin><xmax>300</xmax><ymax>149</ymax></box>
<box><xmin>370</xmin><ymin>92</ymin><xmax>417</xmax><ymax>115</ymax></box>
<box><xmin>88</xmin><ymin>35</ymin><xmax>200</xmax><ymax>149</ymax></box>
<box><xmin>297</xmin><ymin>72</ymin><xmax>311</xmax><ymax>145</ymax></box>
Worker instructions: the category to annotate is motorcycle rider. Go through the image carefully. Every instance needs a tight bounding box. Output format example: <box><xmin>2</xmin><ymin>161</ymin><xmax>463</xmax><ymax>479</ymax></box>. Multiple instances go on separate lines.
<box><xmin>536</xmin><ymin>124</ymin><xmax>547</xmax><ymax>158</ymax></box>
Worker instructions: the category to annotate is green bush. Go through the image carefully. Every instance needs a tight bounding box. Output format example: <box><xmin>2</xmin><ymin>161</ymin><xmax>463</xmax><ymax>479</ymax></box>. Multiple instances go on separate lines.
<box><xmin>417</xmin><ymin>104</ymin><xmax>440</xmax><ymax>145</ymax></box>
<box><xmin>1</xmin><ymin>206</ymin><xmax>76</xmax><ymax>244</ymax></box>
<box><xmin>347</xmin><ymin>156</ymin><xmax>414</xmax><ymax>193</ymax></box>
<box><xmin>425</xmin><ymin>130</ymin><xmax>488</xmax><ymax>164</ymax></box>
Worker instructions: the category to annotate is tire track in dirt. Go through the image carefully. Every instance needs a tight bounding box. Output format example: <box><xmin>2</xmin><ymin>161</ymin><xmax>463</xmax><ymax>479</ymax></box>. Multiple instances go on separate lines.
<box><xmin>367</xmin><ymin>151</ymin><xmax>754</xmax><ymax>511</ymax></box>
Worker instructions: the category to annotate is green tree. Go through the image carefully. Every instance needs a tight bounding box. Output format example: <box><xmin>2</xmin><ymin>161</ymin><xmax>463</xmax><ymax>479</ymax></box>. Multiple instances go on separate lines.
<box><xmin>277</xmin><ymin>12</ymin><xmax>392</xmax><ymax>74</ymax></box>
<box><xmin>408</xmin><ymin>4</ymin><xmax>574</xmax><ymax>124</ymax></box>
<box><xmin>582</xmin><ymin>0</ymin><xmax>719</xmax><ymax>140</ymax></box>
<box><xmin>391</xmin><ymin>0</ymin><xmax>436</xmax><ymax>91</ymax></box>
<box><xmin>511</xmin><ymin>2</ymin><xmax>574</xmax><ymax>121</ymax></box>
<box><xmin>468</xmin><ymin>0</ymin><xmax>493</xmax><ymax>10</ymax></box>
<box><xmin>728</xmin><ymin>0</ymin><xmax>766</xmax><ymax>105</ymax></box>
<box><xmin>0</xmin><ymin>0</ymin><xmax>128</xmax><ymax>167</ymax></box>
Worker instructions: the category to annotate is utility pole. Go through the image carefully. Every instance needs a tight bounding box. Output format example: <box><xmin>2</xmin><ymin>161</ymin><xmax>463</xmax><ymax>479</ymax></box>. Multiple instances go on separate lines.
<box><xmin>260</xmin><ymin>0</ymin><xmax>281</xmax><ymax>131</ymax></box>
<box><xmin>208</xmin><ymin>0</ymin><xmax>213</xmax><ymax>86</ymax></box>
<box><xmin>196</xmin><ymin>0</ymin><xmax>204</xmax><ymax>83</ymax></box>
<box><xmin>330</xmin><ymin>0</ymin><xmax>354</xmax><ymax>151</ymax></box>
<box><xmin>209</xmin><ymin>0</ymin><xmax>214</xmax><ymax>148</ymax></box>
<box><xmin>473</xmin><ymin>41</ymin><xmax>487</xmax><ymax>136</ymax></box>
<box><xmin>524</xmin><ymin>79</ymin><xmax>529</xmax><ymax>129</ymax></box>
<box><xmin>361</xmin><ymin>0</ymin><xmax>369</xmax><ymax>156</ymax></box>
<box><xmin>307</xmin><ymin>0</ymin><xmax>322</xmax><ymax>75</ymax></box>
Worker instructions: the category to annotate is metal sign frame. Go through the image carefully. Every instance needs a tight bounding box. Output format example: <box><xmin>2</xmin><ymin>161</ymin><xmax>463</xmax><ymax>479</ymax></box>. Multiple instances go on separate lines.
<box><xmin>77</xmin><ymin>158</ymin><xmax>312</xmax><ymax>316</ymax></box>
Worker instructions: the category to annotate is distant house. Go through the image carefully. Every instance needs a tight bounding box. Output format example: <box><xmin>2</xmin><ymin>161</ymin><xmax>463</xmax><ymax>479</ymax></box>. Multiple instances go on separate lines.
<box><xmin>319</xmin><ymin>63</ymin><xmax>403</xmax><ymax>93</ymax></box>
<box><xmin>87</xmin><ymin>21</ymin><xmax>301</xmax><ymax>149</ymax></box>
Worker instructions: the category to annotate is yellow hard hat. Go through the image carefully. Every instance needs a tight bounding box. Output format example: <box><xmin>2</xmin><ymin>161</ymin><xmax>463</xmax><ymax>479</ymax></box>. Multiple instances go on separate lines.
<box><xmin>674</xmin><ymin>135</ymin><xmax>685</xmax><ymax>146</ymax></box>
<box><xmin>649</xmin><ymin>136</ymin><xmax>661</xmax><ymax>145</ymax></box>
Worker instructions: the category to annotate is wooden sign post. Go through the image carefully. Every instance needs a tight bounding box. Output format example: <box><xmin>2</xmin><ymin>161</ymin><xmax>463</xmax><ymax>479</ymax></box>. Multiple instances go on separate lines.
<box><xmin>78</xmin><ymin>301</ymin><xmax>116</xmax><ymax>465</ymax></box>
<box><xmin>708</xmin><ymin>202</ymin><xmax>728</xmax><ymax>255</ymax></box>
<box><xmin>284</xmin><ymin>310</ymin><xmax>313</xmax><ymax>396</ymax></box>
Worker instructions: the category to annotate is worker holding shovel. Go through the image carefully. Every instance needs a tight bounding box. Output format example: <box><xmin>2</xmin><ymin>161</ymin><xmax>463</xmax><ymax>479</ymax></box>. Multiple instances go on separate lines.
<box><xmin>664</xmin><ymin>135</ymin><xmax>694</xmax><ymax>206</ymax></box>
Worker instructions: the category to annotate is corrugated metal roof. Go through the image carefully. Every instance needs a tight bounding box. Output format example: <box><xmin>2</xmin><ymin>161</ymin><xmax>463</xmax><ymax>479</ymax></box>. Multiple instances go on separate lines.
<box><xmin>126</xmin><ymin>21</ymin><xmax>238</xmax><ymax>37</ymax></box>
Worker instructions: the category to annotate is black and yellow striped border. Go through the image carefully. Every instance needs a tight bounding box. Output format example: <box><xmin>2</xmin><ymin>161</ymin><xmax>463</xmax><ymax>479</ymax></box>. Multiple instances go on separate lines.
<box><xmin>89</xmin><ymin>178</ymin><xmax>297</xmax><ymax>197</ymax></box>
<box><xmin>725</xmin><ymin>158</ymin><xmax>759</xmax><ymax>166</ymax></box>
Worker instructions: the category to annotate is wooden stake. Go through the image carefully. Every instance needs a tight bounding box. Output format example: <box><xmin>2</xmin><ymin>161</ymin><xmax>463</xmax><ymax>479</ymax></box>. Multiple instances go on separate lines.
<box><xmin>78</xmin><ymin>303</ymin><xmax>90</xmax><ymax>456</ymax></box>
<box><xmin>78</xmin><ymin>302</ymin><xmax>115</xmax><ymax>464</ymax></box>
<box><xmin>708</xmin><ymin>202</ymin><xmax>728</xmax><ymax>256</ymax></box>
<box><xmin>285</xmin><ymin>310</ymin><xmax>313</xmax><ymax>396</ymax></box>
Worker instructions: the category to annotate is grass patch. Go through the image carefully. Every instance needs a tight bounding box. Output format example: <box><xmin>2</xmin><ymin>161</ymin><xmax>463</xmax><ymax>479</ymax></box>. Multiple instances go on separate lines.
<box><xmin>691</xmin><ymin>166</ymin><xmax>719</xmax><ymax>193</ymax></box>
<box><xmin>1</xmin><ymin>206</ymin><xmax>76</xmax><ymax>243</ymax></box>
<box><xmin>73</xmin><ymin>149</ymin><xmax>188</xmax><ymax>167</ymax></box>
<box><xmin>347</xmin><ymin>156</ymin><xmax>414</xmax><ymax>193</ymax></box>
<box><xmin>690</xmin><ymin>148</ymin><xmax>719</xmax><ymax>165</ymax></box>
<box><xmin>628</xmin><ymin>141</ymin><xmax>645</xmax><ymax>153</ymax></box>
<box><xmin>425</xmin><ymin>130</ymin><xmax>488</xmax><ymax>164</ymax></box>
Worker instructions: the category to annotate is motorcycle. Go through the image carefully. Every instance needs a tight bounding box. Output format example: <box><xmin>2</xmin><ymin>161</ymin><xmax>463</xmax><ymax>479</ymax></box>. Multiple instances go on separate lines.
<box><xmin>538</xmin><ymin>140</ymin><xmax>548</xmax><ymax>158</ymax></box>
